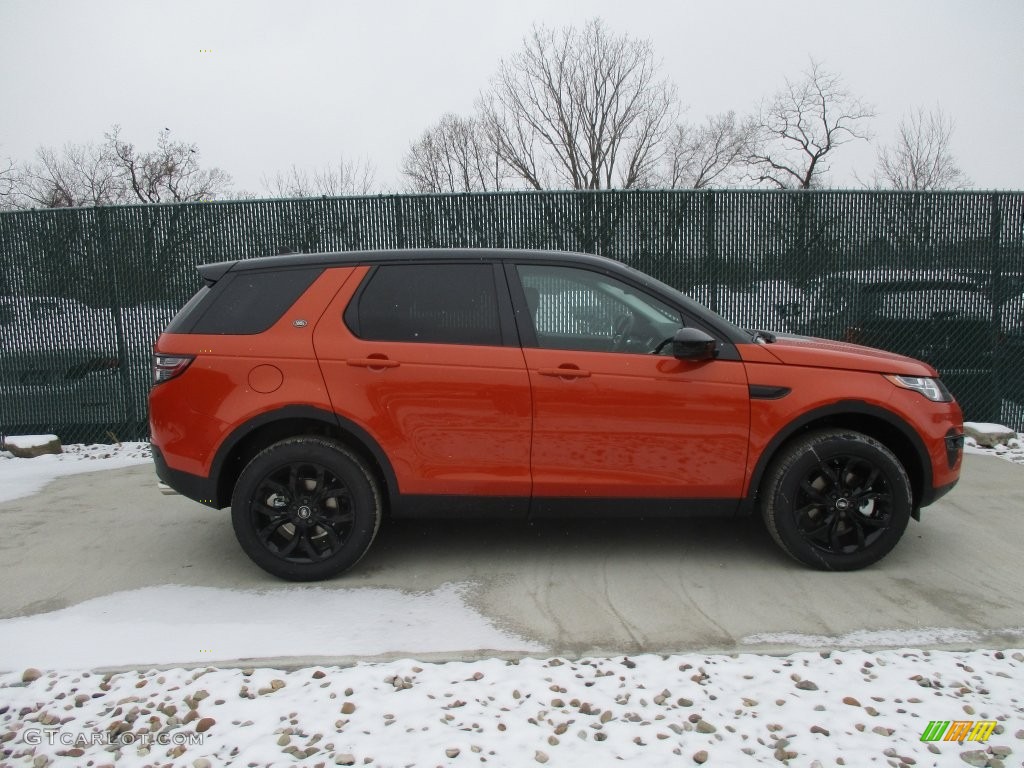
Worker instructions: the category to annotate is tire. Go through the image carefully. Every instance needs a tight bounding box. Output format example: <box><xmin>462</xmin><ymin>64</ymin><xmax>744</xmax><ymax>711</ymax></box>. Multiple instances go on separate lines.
<box><xmin>761</xmin><ymin>429</ymin><xmax>912</xmax><ymax>571</ymax></box>
<box><xmin>231</xmin><ymin>437</ymin><xmax>382</xmax><ymax>581</ymax></box>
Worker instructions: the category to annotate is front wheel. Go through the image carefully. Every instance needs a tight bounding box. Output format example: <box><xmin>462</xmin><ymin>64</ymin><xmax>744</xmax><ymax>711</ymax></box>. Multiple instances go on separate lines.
<box><xmin>761</xmin><ymin>429</ymin><xmax>912</xmax><ymax>571</ymax></box>
<box><xmin>231</xmin><ymin>437</ymin><xmax>382</xmax><ymax>581</ymax></box>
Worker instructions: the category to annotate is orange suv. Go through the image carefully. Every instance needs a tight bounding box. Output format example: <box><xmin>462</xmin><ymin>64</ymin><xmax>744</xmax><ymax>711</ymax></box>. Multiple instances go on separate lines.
<box><xmin>150</xmin><ymin>249</ymin><xmax>964</xmax><ymax>580</ymax></box>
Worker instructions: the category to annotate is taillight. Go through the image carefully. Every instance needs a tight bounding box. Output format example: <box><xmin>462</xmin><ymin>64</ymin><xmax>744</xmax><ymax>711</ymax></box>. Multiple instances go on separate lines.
<box><xmin>152</xmin><ymin>354</ymin><xmax>194</xmax><ymax>384</ymax></box>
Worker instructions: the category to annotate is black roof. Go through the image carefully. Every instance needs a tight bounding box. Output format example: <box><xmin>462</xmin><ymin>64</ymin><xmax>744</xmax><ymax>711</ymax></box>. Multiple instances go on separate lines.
<box><xmin>200</xmin><ymin>248</ymin><xmax>619</xmax><ymax>282</ymax></box>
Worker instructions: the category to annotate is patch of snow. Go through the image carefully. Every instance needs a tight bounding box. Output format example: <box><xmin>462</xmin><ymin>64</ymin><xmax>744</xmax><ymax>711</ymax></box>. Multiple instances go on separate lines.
<box><xmin>963</xmin><ymin>426</ymin><xmax>1024</xmax><ymax>465</ymax></box>
<box><xmin>964</xmin><ymin>422</ymin><xmax>1015</xmax><ymax>436</ymax></box>
<box><xmin>742</xmin><ymin>626</ymin><xmax>1024</xmax><ymax>648</ymax></box>
<box><xmin>0</xmin><ymin>441</ymin><xmax>152</xmax><ymax>503</ymax></box>
<box><xmin>2</xmin><ymin>434</ymin><xmax>59</xmax><ymax>450</ymax></box>
<box><xmin>1</xmin><ymin>649</ymin><xmax>1020</xmax><ymax>767</ymax></box>
<box><xmin>0</xmin><ymin>584</ymin><xmax>544</xmax><ymax>671</ymax></box>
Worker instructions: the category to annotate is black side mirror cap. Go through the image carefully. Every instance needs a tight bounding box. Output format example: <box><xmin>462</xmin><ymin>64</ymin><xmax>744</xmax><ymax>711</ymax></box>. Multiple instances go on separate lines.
<box><xmin>672</xmin><ymin>328</ymin><xmax>718</xmax><ymax>361</ymax></box>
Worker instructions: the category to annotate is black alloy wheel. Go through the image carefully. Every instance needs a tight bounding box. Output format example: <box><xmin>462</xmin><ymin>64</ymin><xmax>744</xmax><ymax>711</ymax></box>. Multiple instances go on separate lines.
<box><xmin>762</xmin><ymin>429</ymin><xmax>912</xmax><ymax>571</ymax></box>
<box><xmin>793</xmin><ymin>454</ymin><xmax>893</xmax><ymax>554</ymax></box>
<box><xmin>231</xmin><ymin>437</ymin><xmax>381</xmax><ymax>580</ymax></box>
<box><xmin>253</xmin><ymin>461</ymin><xmax>352</xmax><ymax>561</ymax></box>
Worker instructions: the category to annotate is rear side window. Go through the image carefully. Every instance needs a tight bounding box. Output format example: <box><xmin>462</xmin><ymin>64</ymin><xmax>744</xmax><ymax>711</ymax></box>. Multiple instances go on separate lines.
<box><xmin>171</xmin><ymin>267</ymin><xmax>322</xmax><ymax>335</ymax></box>
<box><xmin>349</xmin><ymin>264</ymin><xmax>501</xmax><ymax>346</ymax></box>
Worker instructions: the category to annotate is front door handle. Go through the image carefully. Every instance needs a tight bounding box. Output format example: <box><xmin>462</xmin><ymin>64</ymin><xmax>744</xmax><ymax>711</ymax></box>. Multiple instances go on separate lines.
<box><xmin>347</xmin><ymin>356</ymin><xmax>400</xmax><ymax>370</ymax></box>
<box><xmin>538</xmin><ymin>365</ymin><xmax>591</xmax><ymax>379</ymax></box>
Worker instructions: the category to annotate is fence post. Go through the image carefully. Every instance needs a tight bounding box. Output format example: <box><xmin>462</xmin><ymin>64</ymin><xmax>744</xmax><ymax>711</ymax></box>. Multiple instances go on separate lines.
<box><xmin>989</xmin><ymin>193</ymin><xmax>1004</xmax><ymax>421</ymax></box>
<box><xmin>703</xmin><ymin>191</ymin><xmax>719</xmax><ymax>314</ymax></box>
<box><xmin>586</xmin><ymin>190</ymin><xmax>597</xmax><ymax>254</ymax></box>
<box><xmin>95</xmin><ymin>206</ymin><xmax>137</xmax><ymax>432</ymax></box>
<box><xmin>393</xmin><ymin>195</ymin><xmax>406</xmax><ymax>249</ymax></box>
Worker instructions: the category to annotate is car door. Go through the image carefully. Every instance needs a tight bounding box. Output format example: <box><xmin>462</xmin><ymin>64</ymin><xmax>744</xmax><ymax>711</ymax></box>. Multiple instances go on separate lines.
<box><xmin>313</xmin><ymin>261</ymin><xmax>532</xmax><ymax>502</ymax></box>
<box><xmin>508</xmin><ymin>262</ymin><xmax>750</xmax><ymax>507</ymax></box>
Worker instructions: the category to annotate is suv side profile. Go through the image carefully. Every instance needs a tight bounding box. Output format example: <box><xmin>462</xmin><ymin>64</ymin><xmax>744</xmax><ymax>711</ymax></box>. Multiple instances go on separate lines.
<box><xmin>150</xmin><ymin>249</ymin><xmax>964</xmax><ymax>580</ymax></box>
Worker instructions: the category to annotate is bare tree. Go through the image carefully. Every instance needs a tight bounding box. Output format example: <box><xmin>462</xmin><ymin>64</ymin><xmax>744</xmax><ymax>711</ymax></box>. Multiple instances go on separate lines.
<box><xmin>873</xmin><ymin>106</ymin><xmax>971</xmax><ymax>190</ymax></box>
<box><xmin>402</xmin><ymin>113</ymin><xmax>507</xmax><ymax>193</ymax></box>
<box><xmin>746</xmin><ymin>59</ymin><xmax>875</xmax><ymax>189</ymax></box>
<box><xmin>479</xmin><ymin>18</ymin><xmax>677</xmax><ymax>190</ymax></box>
<box><xmin>0</xmin><ymin>154</ymin><xmax>17</xmax><ymax>209</ymax></box>
<box><xmin>8</xmin><ymin>127</ymin><xmax>232</xmax><ymax>208</ymax></box>
<box><xmin>12</xmin><ymin>140</ymin><xmax>123</xmax><ymax>207</ymax></box>
<box><xmin>107</xmin><ymin>126</ymin><xmax>232</xmax><ymax>203</ymax></box>
<box><xmin>262</xmin><ymin>156</ymin><xmax>377</xmax><ymax>197</ymax></box>
<box><xmin>663</xmin><ymin>111</ymin><xmax>753</xmax><ymax>188</ymax></box>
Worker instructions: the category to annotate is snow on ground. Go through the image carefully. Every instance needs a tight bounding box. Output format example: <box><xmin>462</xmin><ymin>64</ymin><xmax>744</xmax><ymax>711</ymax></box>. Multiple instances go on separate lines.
<box><xmin>5</xmin><ymin>581</ymin><xmax>1022</xmax><ymax>672</ymax></box>
<box><xmin>0</xmin><ymin>441</ymin><xmax>151</xmax><ymax>503</ymax></box>
<box><xmin>743</xmin><ymin>628</ymin><xmax>1024</xmax><ymax>650</ymax></box>
<box><xmin>1</xmin><ymin>438</ymin><xmax>1023</xmax><ymax>766</ymax></box>
<box><xmin>2</xmin><ymin>434</ymin><xmax>59</xmax><ymax>450</ymax></box>
<box><xmin>0</xmin><ymin>585</ymin><xmax>543</xmax><ymax>671</ymax></box>
<box><xmin>963</xmin><ymin>425</ymin><xmax>1024</xmax><ymax>465</ymax></box>
<box><xmin>1</xmin><ymin>650</ymin><xmax>1021</xmax><ymax>767</ymax></box>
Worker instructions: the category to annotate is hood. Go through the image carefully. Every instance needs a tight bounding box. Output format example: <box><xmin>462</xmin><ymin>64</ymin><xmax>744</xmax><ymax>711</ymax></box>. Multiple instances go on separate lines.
<box><xmin>754</xmin><ymin>333</ymin><xmax>938</xmax><ymax>376</ymax></box>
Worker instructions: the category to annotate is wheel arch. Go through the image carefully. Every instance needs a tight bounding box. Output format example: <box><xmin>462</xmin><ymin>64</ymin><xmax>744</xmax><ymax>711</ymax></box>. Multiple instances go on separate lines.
<box><xmin>209</xmin><ymin>406</ymin><xmax>398</xmax><ymax>510</ymax></box>
<box><xmin>740</xmin><ymin>401</ymin><xmax>932</xmax><ymax>518</ymax></box>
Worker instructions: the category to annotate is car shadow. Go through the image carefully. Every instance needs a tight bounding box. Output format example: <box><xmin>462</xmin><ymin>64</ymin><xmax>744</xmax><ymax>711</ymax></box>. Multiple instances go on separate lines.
<box><xmin>360</xmin><ymin>513</ymin><xmax>783</xmax><ymax>575</ymax></box>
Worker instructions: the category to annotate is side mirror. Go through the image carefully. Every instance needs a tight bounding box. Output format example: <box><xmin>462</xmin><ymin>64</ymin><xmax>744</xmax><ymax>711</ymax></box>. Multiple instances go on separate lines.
<box><xmin>671</xmin><ymin>328</ymin><xmax>718</xmax><ymax>361</ymax></box>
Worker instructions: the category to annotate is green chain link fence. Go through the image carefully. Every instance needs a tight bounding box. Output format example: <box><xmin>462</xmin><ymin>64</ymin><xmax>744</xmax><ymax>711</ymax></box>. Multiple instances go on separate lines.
<box><xmin>1</xmin><ymin>189</ymin><xmax>1022</xmax><ymax>444</ymax></box>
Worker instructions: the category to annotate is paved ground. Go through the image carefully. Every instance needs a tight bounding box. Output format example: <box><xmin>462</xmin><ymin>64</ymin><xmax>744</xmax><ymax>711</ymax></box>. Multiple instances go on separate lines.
<box><xmin>1</xmin><ymin>454</ymin><xmax>1022</xmax><ymax>658</ymax></box>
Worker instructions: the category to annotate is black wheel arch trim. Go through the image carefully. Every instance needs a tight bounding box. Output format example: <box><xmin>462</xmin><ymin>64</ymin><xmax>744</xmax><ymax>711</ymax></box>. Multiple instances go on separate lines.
<box><xmin>206</xmin><ymin>405</ymin><xmax>400</xmax><ymax>509</ymax></box>
<box><xmin>739</xmin><ymin>400</ymin><xmax>935</xmax><ymax>516</ymax></box>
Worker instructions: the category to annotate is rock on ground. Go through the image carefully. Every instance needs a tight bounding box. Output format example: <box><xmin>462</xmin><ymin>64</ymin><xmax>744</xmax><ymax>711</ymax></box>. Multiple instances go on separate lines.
<box><xmin>963</xmin><ymin>422</ymin><xmax>1017</xmax><ymax>448</ymax></box>
<box><xmin>2</xmin><ymin>435</ymin><xmax>62</xmax><ymax>458</ymax></box>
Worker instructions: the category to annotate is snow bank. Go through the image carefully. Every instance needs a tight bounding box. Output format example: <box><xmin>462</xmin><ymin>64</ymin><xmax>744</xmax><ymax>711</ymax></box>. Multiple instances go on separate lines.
<box><xmin>0</xmin><ymin>442</ymin><xmax>151</xmax><ymax>503</ymax></box>
<box><xmin>0</xmin><ymin>584</ymin><xmax>543</xmax><ymax>671</ymax></box>
<box><xmin>1</xmin><ymin>650</ymin><xmax>1019</xmax><ymax>767</ymax></box>
<box><xmin>2</xmin><ymin>434</ymin><xmax>59</xmax><ymax>450</ymax></box>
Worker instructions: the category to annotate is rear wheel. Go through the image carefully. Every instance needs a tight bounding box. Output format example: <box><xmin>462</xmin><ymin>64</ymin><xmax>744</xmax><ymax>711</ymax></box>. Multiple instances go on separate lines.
<box><xmin>761</xmin><ymin>429</ymin><xmax>912</xmax><ymax>571</ymax></box>
<box><xmin>231</xmin><ymin>437</ymin><xmax>382</xmax><ymax>580</ymax></box>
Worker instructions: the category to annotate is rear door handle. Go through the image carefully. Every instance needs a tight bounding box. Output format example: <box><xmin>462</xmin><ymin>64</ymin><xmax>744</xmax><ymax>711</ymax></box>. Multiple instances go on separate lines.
<box><xmin>538</xmin><ymin>366</ymin><xmax>591</xmax><ymax>379</ymax></box>
<box><xmin>347</xmin><ymin>357</ymin><xmax>400</xmax><ymax>369</ymax></box>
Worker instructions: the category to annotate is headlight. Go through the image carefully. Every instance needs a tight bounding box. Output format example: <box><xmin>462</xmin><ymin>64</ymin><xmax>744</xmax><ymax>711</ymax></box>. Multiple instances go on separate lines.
<box><xmin>884</xmin><ymin>375</ymin><xmax>953</xmax><ymax>402</ymax></box>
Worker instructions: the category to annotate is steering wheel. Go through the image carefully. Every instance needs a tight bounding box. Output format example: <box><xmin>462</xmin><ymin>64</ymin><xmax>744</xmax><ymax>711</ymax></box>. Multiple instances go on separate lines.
<box><xmin>612</xmin><ymin>313</ymin><xmax>636</xmax><ymax>351</ymax></box>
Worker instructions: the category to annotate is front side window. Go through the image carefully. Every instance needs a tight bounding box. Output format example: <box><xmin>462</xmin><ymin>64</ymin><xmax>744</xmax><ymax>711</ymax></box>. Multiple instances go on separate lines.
<box><xmin>516</xmin><ymin>264</ymin><xmax>682</xmax><ymax>353</ymax></box>
<box><xmin>352</xmin><ymin>263</ymin><xmax>502</xmax><ymax>346</ymax></box>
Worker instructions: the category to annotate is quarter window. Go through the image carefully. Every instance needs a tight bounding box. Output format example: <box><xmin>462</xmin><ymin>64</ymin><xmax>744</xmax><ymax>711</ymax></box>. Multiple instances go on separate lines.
<box><xmin>182</xmin><ymin>267</ymin><xmax>323</xmax><ymax>335</ymax></box>
<box><xmin>352</xmin><ymin>264</ymin><xmax>502</xmax><ymax>346</ymax></box>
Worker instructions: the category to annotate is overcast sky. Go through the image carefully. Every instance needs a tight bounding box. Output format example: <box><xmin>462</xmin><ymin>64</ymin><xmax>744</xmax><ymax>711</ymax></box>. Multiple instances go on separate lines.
<box><xmin>1</xmin><ymin>0</ymin><xmax>1022</xmax><ymax>194</ymax></box>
